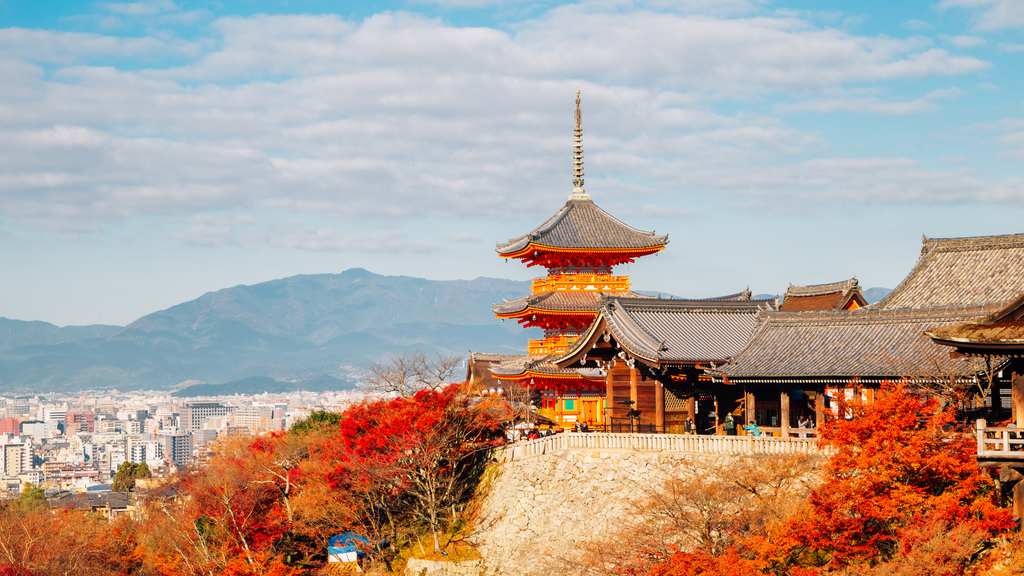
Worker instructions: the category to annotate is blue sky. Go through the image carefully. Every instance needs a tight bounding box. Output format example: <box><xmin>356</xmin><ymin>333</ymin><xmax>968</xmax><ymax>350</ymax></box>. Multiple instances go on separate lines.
<box><xmin>1</xmin><ymin>0</ymin><xmax>1023</xmax><ymax>326</ymax></box>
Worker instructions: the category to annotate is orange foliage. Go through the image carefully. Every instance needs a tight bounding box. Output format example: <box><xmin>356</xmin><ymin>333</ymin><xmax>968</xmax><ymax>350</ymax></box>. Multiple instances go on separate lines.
<box><xmin>633</xmin><ymin>381</ymin><xmax>1014</xmax><ymax>576</ymax></box>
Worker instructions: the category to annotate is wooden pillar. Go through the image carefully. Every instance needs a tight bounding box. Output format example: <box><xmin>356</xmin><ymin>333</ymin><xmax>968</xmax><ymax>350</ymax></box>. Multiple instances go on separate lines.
<box><xmin>656</xmin><ymin>381</ymin><xmax>665</xmax><ymax>433</ymax></box>
<box><xmin>744</xmin><ymin>388</ymin><xmax>755</xmax><ymax>427</ymax></box>
<box><xmin>780</xmin><ymin>390</ymin><xmax>790</xmax><ymax>438</ymax></box>
<box><xmin>687</xmin><ymin>396</ymin><xmax>696</xmax><ymax>424</ymax></box>
<box><xmin>815</xmin><ymin>393</ymin><xmax>825</xmax><ymax>430</ymax></box>
<box><xmin>605</xmin><ymin>362</ymin><xmax>615</xmax><ymax>429</ymax></box>
<box><xmin>630</xmin><ymin>366</ymin><xmax>638</xmax><ymax>432</ymax></box>
<box><xmin>1013</xmin><ymin>371</ymin><xmax>1024</xmax><ymax>428</ymax></box>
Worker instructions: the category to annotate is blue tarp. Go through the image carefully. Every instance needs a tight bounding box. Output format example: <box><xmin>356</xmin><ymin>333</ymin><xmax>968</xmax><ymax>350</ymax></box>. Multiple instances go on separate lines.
<box><xmin>328</xmin><ymin>533</ymin><xmax>371</xmax><ymax>556</ymax></box>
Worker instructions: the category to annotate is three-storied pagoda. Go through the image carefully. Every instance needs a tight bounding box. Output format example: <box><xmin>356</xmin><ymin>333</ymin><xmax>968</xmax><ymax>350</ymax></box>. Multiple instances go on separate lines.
<box><xmin>488</xmin><ymin>92</ymin><xmax>668</xmax><ymax>427</ymax></box>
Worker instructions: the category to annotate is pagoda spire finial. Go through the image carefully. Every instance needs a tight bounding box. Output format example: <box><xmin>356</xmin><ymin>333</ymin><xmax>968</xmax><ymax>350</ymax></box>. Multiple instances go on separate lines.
<box><xmin>570</xmin><ymin>89</ymin><xmax>589</xmax><ymax>200</ymax></box>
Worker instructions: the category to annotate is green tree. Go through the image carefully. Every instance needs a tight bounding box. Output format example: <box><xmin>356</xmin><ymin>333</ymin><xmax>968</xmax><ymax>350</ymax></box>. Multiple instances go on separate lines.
<box><xmin>112</xmin><ymin>462</ymin><xmax>151</xmax><ymax>493</ymax></box>
<box><xmin>17</xmin><ymin>482</ymin><xmax>47</xmax><ymax>510</ymax></box>
<box><xmin>289</xmin><ymin>410</ymin><xmax>342</xmax><ymax>435</ymax></box>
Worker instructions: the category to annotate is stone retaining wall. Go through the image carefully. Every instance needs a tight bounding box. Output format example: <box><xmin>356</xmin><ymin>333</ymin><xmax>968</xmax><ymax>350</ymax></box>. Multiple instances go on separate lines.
<box><xmin>469</xmin><ymin>449</ymin><xmax>709</xmax><ymax>576</ymax></box>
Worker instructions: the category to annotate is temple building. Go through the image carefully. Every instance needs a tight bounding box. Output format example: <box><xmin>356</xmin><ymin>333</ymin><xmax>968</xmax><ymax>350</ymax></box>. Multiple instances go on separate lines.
<box><xmin>873</xmin><ymin>234</ymin><xmax>1024</xmax><ymax>309</ymax></box>
<box><xmin>706</xmin><ymin>233</ymin><xmax>1024</xmax><ymax>436</ymax></box>
<box><xmin>778</xmin><ymin>278</ymin><xmax>866</xmax><ymax>312</ymax></box>
<box><xmin>712</xmin><ymin>304</ymin><xmax>1000</xmax><ymax>435</ymax></box>
<box><xmin>486</xmin><ymin>92</ymin><xmax>668</xmax><ymax>429</ymax></box>
<box><xmin>552</xmin><ymin>294</ymin><xmax>775</xmax><ymax>433</ymax></box>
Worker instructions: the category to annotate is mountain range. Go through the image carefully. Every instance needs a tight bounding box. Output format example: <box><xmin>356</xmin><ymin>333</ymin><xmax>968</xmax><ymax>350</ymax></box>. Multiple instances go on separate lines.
<box><xmin>0</xmin><ymin>269</ymin><xmax>539</xmax><ymax>393</ymax></box>
<box><xmin>0</xmin><ymin>270</ymin><xmax>893</xmax><ymax>394</ymax></box>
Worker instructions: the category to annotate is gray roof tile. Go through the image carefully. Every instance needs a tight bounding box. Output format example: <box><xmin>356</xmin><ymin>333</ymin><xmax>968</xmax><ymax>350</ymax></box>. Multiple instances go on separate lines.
<box><xmin>874</xmin><ymin>234</ymin><xmax>1024</xmax><ymax>309</ymax></box>
<box><xmin>718</xmin><ymin>304</ymin><xmax>999</xmax><ymax>381</ymax></box>
<box><xmin>496</xmin><ymin>199</ymin><xmax>668</xmax><ymax>255</ymax></box>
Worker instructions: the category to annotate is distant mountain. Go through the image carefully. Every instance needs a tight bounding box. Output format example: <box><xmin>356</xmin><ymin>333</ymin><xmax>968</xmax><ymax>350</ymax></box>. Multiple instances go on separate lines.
<box><xmin>863</xmin><ymin>287</ymin><xmax>893</xmax><ymax>304</ymax></box>
<box><xmin>171</xmin><ymin>375</ymin><xmax>356</xmax><ymax>398</ymax></box>
<box><xmin>0</xmin><ymin>269</ymin><xmax>538</xmax><ymax>393</ymax></box>
<box><xmin>0</xmin><ymin>318</ymin><xmax>121</xmax><ymax>353</ymax></box>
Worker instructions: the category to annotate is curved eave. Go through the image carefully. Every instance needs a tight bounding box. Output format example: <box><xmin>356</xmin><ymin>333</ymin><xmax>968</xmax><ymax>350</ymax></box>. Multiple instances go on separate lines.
<box><xmin>499</xmin><ymin>243</ymin><xmax>667</xmax><ymax>260</ymax></box>
<box><xmin>493</xmin><ymin>370</ymin><xmax>586</xmax><ymax>381</ymax></box>
<box><xmin>494</xmin><ymin>306</ymin><xmax>599</xmax><ymax>319</ymax></box>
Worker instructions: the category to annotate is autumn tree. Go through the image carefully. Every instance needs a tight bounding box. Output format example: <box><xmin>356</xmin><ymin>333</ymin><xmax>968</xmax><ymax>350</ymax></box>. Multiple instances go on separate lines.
<box><xmin>137</xmin><ymin>454</ymin><xmax>302</xmax><ymax>576</ymax></box>
<box><xmin>315</xmin><ymin>383</ymin><xmax>508</xmax><ymax>554</ymax></box>
<box><xmin>363</xmin><ymin>351</ymin><xmax>463</xmax><ymax>397</ymax></box>
<box><xmin>783</xmin><ymin>381</ymin><xmax>1014</xmax><ymax>569</ymax></box>
<box><xmin>0</xmin><ymin>502</ymin><xmax>140</xmax><ymax>576</ymax></box>
<box><xmin>596</xmin><ymin>381</ymin><xmax>1014</xmax><ymax>576</ymax></box>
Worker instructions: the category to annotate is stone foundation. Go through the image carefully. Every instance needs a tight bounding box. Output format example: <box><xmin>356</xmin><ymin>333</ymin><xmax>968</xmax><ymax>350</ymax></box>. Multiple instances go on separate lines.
<box><xmin>469</xmin><ymin>449</ymin><xmax>701</xmax><ymax>576</ymax></box>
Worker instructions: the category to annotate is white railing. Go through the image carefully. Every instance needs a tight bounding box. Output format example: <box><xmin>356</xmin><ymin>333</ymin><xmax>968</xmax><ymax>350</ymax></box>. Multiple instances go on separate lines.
<box><xmin>492</xmin><ymin>432</ymin><xmax>821</xmax><ymax>462</ymax></box>
<box><xmin>976</xmin><ymin>420</ymin><xmax>1024</xmax><ymax>458</ymax></box>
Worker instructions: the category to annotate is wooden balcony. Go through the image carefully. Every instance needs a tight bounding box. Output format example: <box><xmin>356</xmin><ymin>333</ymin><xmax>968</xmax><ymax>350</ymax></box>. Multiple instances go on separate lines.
<box><xmin>531</xmin><ymin>274</ymin><xmax>631</xmax><ymax>294</ymax></box>
<box><xmin>976</xmin><ymin>419</ymin><xmax>1024</xmax><ymax>465</ymax></box>
<box><xmin>528</xmin><ymin>335</ymin><xmax>579</xmax><ymax>356</ymax></box>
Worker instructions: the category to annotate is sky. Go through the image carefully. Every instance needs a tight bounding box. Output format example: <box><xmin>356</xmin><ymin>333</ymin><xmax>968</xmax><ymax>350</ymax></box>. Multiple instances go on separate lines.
<box><xmin>1</xmin><ymin>0</ymin><xmax>1023</xmax><ymax>327</ymax></box>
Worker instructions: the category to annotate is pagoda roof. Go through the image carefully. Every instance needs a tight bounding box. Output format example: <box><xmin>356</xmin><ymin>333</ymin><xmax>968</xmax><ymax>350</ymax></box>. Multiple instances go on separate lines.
<box><xmin>555</xmin><ymin>295</ymin><xmax>775</xmax><ymax>367</ymax></box>
<box><xmin>716</xmin><ymin>304</ymin><xmax>998</xmax><ymax>384</ymax></box>
<box><xmin>496</xmin><ymin>198</ymin><xmax>668</xmax><ymax>256</ymax></box>
<box><xmin>874</xmin><ymin>233</ymin><xmax>1024</xmax><ymax>309</ymax></box>
<box><xmin>493</xmin><ymin>290</ymin><xmax>649</xmax><ymax>316</ymax></box>
<box><xmin>489</xmin><ymin>353</ymin><xmax>604</xmax><ymax>380</ymax></box>
<box><xmin>779</xmin><ymin>277</ymin><xmax>866</xmax><ymax>312</ymax></box>
<box><xmin>926</xmin><ymin>292</ymin><xmax>1024</xmax><ymax>355</ymax></box>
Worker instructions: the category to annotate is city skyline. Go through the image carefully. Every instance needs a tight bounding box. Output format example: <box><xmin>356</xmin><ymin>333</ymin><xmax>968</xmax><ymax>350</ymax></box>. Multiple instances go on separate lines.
<box><xmin>1</xmin><ymin>0</ymin><xmax>1023</xmax><ymax>326</ymax></box>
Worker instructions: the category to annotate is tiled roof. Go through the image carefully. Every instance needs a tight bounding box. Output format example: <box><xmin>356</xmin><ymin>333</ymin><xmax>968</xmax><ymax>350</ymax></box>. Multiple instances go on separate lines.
<box><xmin>718</xmin><ymin>304</ymin><xmax>998</xmax><ymax>381</ymax></box>
<box><xmin>926</xmin><ymin>292</ymin><xmax>1024</xmax><ymax>349</ymax></box>
<box><xmin>785</xmin><ymin>278</ymin><xmax>859</xmax><ymax>298</ymax></box>
<box><xmin>555</xmin><ymin>296</ymin><xmax>775</xmax><ymax>366</ymax></box>
<box><xmin>490</xmin><ymin>353</ymin><xmax>604</xmax><ymax>379</ymax></box>
<box><xmin>468</xmin><ymin>352</ymin><xmax>521</xmax><ymax>363</ymax></box>
<box><xmin>780</xmin><ymin>278</ymin><xmax>865</xmax><ymax>312</ymax></box>
<box><xmin>493</xmin><ymin>290</ymin><xmax>647</xmax><ymax>315</ymax></box>
<box><xmin>874</xmin><ymin>234</ymin><xmax>1024</xmax><ymax>309</ymax></box>
<box><xmin>496</xmin><ymin>199</ymin><xmax>669</xmax><ymax>255</ymax></box>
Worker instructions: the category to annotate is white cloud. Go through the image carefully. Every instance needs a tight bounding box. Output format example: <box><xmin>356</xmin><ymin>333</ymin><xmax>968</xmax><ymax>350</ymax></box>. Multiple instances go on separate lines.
<box><xmin>999</xmin><ymin>42</ymin><xmax>1024</xmax><ymax>52</ymax></box>
<box><xmin>641</xmin><ymin>205</ymin><xmax>699</xmax><ymax>218</ymax></box>
<box><xmin>713</xmin><ymin>157</ymin><xmax>1024</xmax><ymax>207</ymax></box>
<box><xmin>902</xmin><ymin>19</ymin><xmax>931</xmax><ymax>30</ymax></box>
<box><xmin>0</xmin><ymin>28</ymin><xmax>198</xmax><ymax>64</ymax></box>
<box><xmin>938</xmin><ymin>0</ymin><xmax>1024</xmax><ymax>30</ymax></box>
<box><xmin>176</xmin><ymin>216</ymin><xmax>437</xmax><ymax>253</ymax></box>
<box><xmin>99</xmin><ymin>1</ymin><xmax>178</xmax><ymax>17</ymax></box>
<box><xmin>442</xmin><ymin>232</ymin><xmax>483</xmax><ymax>242</ymax></box>
<box><xmin>0</xmin><ymin>7</ymin><xmax>1008</xmax><ymax>237</ymax></box>
<box><xmin>776</xmin><ymin>87</ymin><xmax>964</xmax><ymax>115</ymax></box>
<box><xmin>939</xmin><ymin>34</ymin><xmax>986</xmax><ymax>47</ymax></box>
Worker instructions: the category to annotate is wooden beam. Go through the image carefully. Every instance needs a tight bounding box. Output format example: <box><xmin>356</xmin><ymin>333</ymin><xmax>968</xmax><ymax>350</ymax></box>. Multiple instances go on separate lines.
<box><xmin>780</xmin><ymin>390</ymin><xmax>790</xmax><ymax>438</ymax></box>
<box><xmin>630</xmin><ymin>366</ymin><xmax>638</xmax><ymax>432</ymax></box>
<box><xmin>656</xmin><ymin>381</ymin><xmax>665</xmax><ymax>432</ymax></box>
<box><xmin>744</xmin><ymin>388</ymin><xmax>755</xmax><ymax>428</ymax></box>
<box><xmin>605</xmin><ymin>361</ymin><xmax>615</xmax><ymax>429</ymax></box>
<box><xmin>1014</xmin><ymin>371</ymin><xmax>1024</xmax><ymax>428</ymax></box>
<box><xmin>815</xmin><ymin>392</ymin><xmax>825</xmax><ymax>429</ymax></box>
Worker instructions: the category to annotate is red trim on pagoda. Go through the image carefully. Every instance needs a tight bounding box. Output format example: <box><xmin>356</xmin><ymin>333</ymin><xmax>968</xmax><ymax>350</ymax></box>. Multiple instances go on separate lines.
<box><xmin>501</xmin><ymin>245</ymin><xmax>664</xmax><ymax>269</ymax></box>
<box><xmin>495</xmin><ymin>310</ymin><xmax>594</xmax><ymax>330</ymax></box>
<box><xmin>496</xmin><ymin>373</ymin><xmax>605</xmax><ymax>393</ymax></box>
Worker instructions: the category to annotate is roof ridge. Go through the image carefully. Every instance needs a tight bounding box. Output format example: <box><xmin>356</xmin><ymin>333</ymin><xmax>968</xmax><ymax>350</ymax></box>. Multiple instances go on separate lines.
<box><xmin>784</xmin><ymin>277</ymin><xmax>858</xmax><ymax>297</ymax></box>
<box><xmin>926</xmin><ymin>232</ymin><xmax>1024</xmax><ymax>251</ymax></box>
<box><xmin>758</xmin><ymin>303</ymin><xmax>998</xmax><ymax>325</ymax></box>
